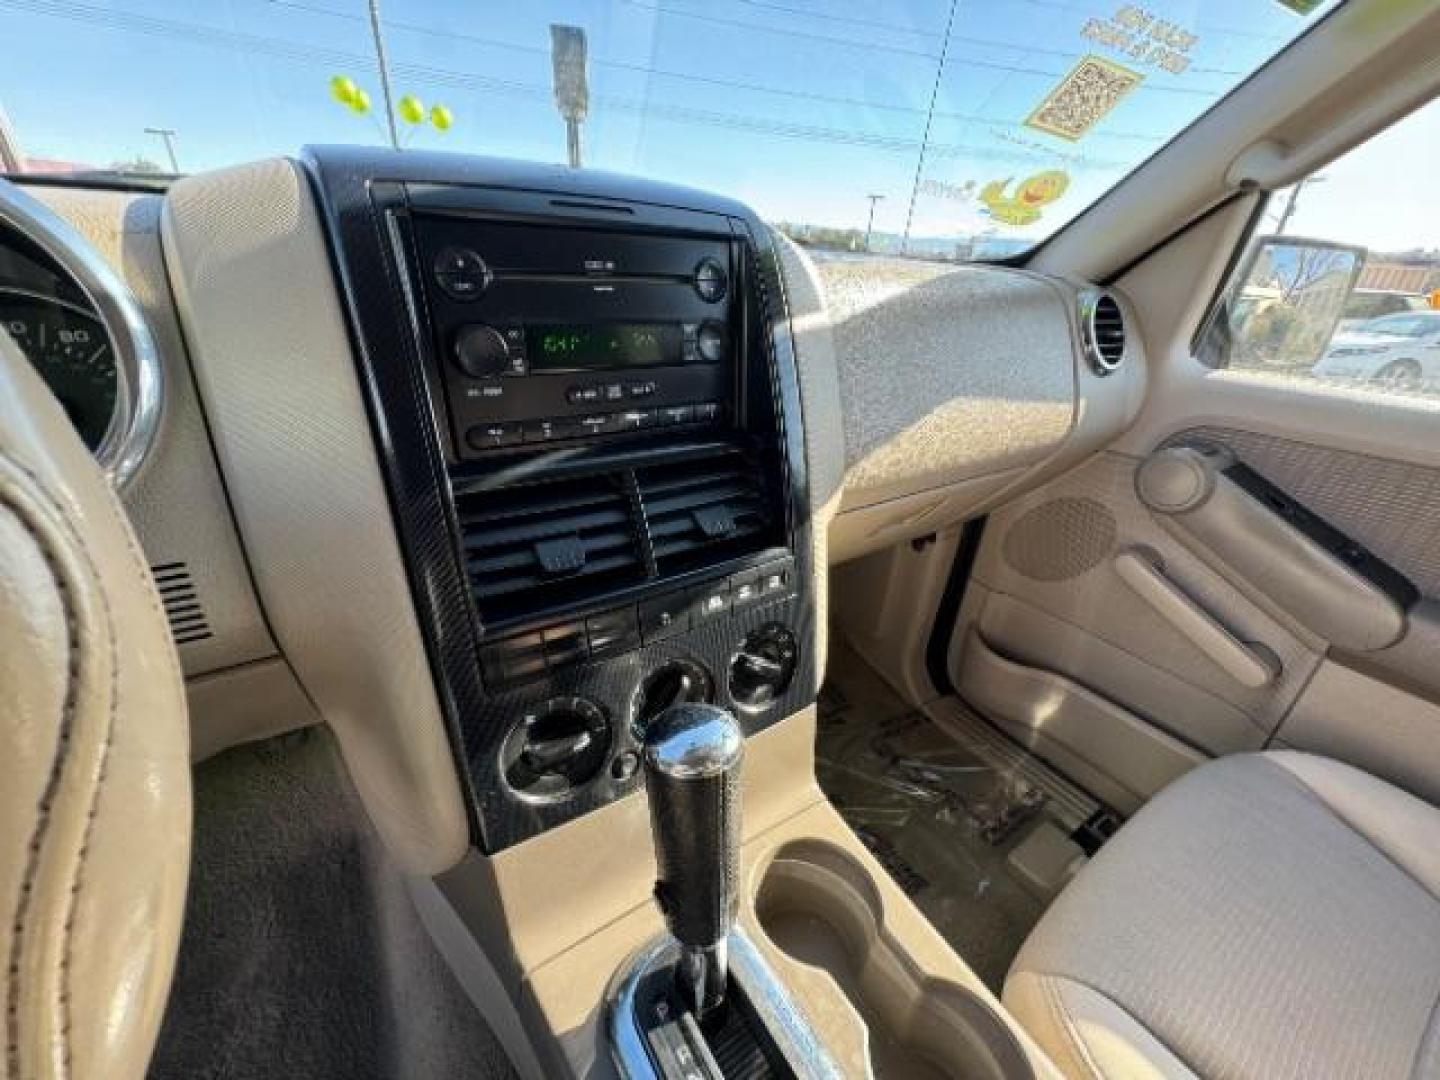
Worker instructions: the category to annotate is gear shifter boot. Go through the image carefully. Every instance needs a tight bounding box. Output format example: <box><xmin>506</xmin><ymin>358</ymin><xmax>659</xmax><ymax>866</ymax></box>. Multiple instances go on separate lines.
<box><xmin>643</xmin><ymin>703</ymin><xmax>744</xmax><ymax>1017</ymax></box>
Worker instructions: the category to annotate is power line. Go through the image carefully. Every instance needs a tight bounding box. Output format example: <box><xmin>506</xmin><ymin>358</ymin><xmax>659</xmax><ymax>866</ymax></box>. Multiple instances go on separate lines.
<box><xmin>0</xmin><ymin>0</ymin><xmax>1142</xmax><ymax>168</ymax></box>
<box><xmin>903</xmin><ymin>0</ymin><xmax>959</xmax><ymax>253</ymax></box>
<box><xmin>262</xmin><ymin>0</ymin><xmax>1192</xmax><ymax>137</ymax></box>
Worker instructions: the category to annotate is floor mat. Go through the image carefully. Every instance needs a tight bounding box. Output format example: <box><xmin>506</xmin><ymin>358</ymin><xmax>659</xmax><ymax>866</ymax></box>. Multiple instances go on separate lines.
<box><xmin>817</xmin><ymin>641</ymin><xmax>1099</xmax><ymax>992</ymax></box>
<box><xmin>148</xmin><ymin>728</ymin><xmax>517</xmax><ymax>1080</ymax></box>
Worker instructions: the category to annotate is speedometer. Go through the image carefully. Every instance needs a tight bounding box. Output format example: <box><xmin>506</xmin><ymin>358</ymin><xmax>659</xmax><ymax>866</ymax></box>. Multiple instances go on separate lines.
<box><xmin>0</xmin><ymin>288</ymin><xmax>119</xmax><ymax>451</ymax></box>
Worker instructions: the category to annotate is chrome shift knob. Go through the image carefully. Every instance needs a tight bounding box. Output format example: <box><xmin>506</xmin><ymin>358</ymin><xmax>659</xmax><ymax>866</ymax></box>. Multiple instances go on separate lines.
<box><xmin>642</xmin><ymin>703</ymin><xmax>744</xmax><ymax>1018</ymax></box>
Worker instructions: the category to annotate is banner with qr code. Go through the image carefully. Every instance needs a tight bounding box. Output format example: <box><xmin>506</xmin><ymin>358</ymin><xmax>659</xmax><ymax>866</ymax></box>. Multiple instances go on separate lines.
<box><xmin>1025</xmin><ymin>55</ymin><xmax>1144</xmax><ymax>142</ymax></box>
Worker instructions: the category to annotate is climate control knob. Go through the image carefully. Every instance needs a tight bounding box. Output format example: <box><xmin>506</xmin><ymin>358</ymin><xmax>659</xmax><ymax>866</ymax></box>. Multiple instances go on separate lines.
<box><xmin>454</xmin><ymin>324</ymin><xmax>511</xmax><ymax>379</ymax></box>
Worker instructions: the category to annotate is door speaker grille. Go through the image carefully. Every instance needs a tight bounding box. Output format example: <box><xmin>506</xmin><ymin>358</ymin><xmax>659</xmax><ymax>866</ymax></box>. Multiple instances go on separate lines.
<box><xmin>1002</xmin><ymin>498</ymin><xmax>1116</xmax><ymax>581</ymax></box>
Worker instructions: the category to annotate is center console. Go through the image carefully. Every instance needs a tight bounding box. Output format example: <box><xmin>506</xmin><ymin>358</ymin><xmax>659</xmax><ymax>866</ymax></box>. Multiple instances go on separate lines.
<box><xmin>303</xmin><ymin>148</ymin><xmax>816</xmax><ymax>851</ymax></box>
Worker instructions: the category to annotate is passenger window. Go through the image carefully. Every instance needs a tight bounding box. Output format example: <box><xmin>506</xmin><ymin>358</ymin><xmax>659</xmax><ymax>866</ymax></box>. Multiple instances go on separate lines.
<box><xmin>1200</xmin><ymin>95</ymin><xmax>1440</xmax><ymax>401</ymax></box>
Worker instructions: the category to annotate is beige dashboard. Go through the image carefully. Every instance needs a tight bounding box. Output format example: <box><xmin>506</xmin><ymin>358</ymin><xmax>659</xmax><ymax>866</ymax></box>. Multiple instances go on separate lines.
<box><xmin>19</xmin><ymin>165</ymin><xmax>1144</xmax><ymax>868</ymax></box>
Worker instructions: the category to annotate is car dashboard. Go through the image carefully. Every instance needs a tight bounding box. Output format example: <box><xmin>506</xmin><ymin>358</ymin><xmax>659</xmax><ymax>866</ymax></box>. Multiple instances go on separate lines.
<box><xmin>0</xmin><ymin>148</ymin><xmax>1145</xmax><ymax>862</ymax></box>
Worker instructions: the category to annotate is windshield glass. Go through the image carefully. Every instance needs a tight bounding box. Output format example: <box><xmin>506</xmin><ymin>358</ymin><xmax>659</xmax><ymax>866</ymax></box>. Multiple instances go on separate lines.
<box><xmin>0</xmin><ymin>0</ymin><xmax>1339</xmax><ymax>259</ymax></box>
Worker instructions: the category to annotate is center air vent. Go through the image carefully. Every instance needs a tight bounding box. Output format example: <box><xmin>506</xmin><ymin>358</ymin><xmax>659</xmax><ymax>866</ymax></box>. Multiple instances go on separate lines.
<box><xmin>455</xmin><ymin>473</ymin><xmax>645</xmax><ymax>623</ymax></box>
<box><xmin>1083</xmin><ymin>292</ymin><xmax>1126</xmax><ymax>375</ymax></box>
<box><xmin>637</xmin><ymin>453</ymin><xmax>773</xmax><ymax>576</ymax></box>
<box><xmin>456</xmin><ymin>446</ymin><xmax>783</xmax><ymax>629</ymax></box>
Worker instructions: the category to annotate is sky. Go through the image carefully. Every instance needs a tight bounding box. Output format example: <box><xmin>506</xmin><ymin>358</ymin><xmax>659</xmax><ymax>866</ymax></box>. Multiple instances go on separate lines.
<box><xmin>2</xmin><ymin>0</ymin><xmax>1425</xmax><ymax>255</ymax></box>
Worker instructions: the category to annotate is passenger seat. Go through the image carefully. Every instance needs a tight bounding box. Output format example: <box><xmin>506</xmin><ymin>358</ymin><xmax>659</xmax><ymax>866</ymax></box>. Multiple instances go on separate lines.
<box><xmin>1005</xmin><ymin>752</ymin><xmax>1440</xmax><ymax>1079</ymax></box>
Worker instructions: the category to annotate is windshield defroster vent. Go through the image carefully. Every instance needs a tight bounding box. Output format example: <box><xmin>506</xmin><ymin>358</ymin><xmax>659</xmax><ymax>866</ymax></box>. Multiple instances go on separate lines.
<box><xmin>1082</xmin><ymin>292</ymin><xmax>1126</xmax><ymax>375</ymax></box>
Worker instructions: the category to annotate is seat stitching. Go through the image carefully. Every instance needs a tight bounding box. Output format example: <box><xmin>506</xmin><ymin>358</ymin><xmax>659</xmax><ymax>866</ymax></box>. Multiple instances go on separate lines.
<box><xmin>2</xmin><ymin>471</ymin><xmax>83</xmax><ymax>1079</ymax></box>
<box><xmin>1040</xmin><ymin>973</ymin><xmax>1104</xmax><ymax>1080</ymax></box>
<box><xmin>1</xmin><ymin>449</ymin><xmax>131</xmax><ymax>1078</ymax></box>
<box><xmin>1260</xmin><ymin>756</ymin><xmax>1440</xmax><ymax>904</ymax></box>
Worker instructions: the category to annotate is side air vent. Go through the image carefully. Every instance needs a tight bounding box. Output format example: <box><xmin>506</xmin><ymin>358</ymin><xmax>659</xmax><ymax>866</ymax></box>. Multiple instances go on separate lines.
<box><xmin>455</xmin><ymin>472</ymin><xmax>646</xmax><ymax>623</ymax></box>
<box><xmin>150</xmin><ymin>562</ymin><xmax>213</xmax><ymax>645</ymax></box>
<box><xmin>1082</xmin><ymin>292</ymin><xmax>1126</xmax><ymax>375</ymax></box>
<box><xmin>637</xmin><ymin>451</ymin><xmax>775</xmax><ymax>577</ymax></box>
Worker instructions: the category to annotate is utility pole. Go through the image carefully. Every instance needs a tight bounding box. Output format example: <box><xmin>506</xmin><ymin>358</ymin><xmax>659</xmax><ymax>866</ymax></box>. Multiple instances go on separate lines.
<box><xmin>367</xmin><ymin>0</ymin><xmax>400</xmax><ymax>150</ymax></box>
<box><xmin>1275</xmin><ymin>174</ymin><xmax>1326</xmax><ymax>235</ymax></box>
<box><xmin>864</xmin><ymin>194</ymin><xmax>884</xmax><ymax>251</ymax></box>
<box><xmin>143</xmin><ymin>127</ymin><xmax>180</xmax><ymax>173</ymax></box>
<box><xmin>550</xmin><ymin>25</ymin><xmax>589</xmax><ymax>168</ymax></box>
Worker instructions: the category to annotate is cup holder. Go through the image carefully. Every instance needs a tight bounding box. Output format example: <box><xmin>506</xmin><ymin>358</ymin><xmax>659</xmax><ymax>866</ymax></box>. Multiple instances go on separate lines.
<box><xmin>755</xmin><ymin>840</ymin><xmax>1035</xmax><ymax>1080</ymax></box>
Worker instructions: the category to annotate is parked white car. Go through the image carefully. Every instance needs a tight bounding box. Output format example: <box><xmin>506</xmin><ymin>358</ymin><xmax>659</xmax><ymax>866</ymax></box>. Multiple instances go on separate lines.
<box><xmin>1311</xmin><ymin>310</ymin><xmax>1440</xmax><ymax>392</ymax></box>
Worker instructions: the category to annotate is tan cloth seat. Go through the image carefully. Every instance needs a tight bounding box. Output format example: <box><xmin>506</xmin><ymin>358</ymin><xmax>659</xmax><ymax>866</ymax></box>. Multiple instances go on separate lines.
<box><xmin>1005</xmin><ymin>751</ymin><xmax>1440</xmax><ymax>1080</ymax></box>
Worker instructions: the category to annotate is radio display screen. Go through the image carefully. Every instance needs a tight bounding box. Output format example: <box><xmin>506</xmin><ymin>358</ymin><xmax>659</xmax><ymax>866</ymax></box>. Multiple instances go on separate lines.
<box><xmin>527</xmin><ymin>323</ymin><xmax>682</xmax><ymax>372</ymax></box>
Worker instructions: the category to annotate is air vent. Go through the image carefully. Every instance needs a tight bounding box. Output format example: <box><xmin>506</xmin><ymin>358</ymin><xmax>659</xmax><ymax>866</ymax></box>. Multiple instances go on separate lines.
<box><xmin>150</xmin><ymin>562</ymin><xmax>213</xmax><ymax>645</ymax></box>
<box><xmin>1083</xmin><ymin>292</ymin><xmax>1126</xmax><ymax>375</ymax></box>
<box><xmin>455</xmin><ymin>472</ymin><xmax>646</xmax><ymax>623</ymax></box>
<box><xmin>637</xmin><ymin>451</ymin><xmax>775</xmax><ymax>576</ymax></box>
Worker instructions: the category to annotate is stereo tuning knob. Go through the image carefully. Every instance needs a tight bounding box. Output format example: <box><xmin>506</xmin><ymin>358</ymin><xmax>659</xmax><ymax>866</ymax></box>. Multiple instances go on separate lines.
<box><xmin>454</xmin><ymin>324</ymin><xmax>512</xmax><ymax>379</ymax></box>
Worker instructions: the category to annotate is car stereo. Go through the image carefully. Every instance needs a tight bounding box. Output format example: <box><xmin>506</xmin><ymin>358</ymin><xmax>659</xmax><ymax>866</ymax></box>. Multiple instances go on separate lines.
<box><xmin>411</xmin><ymin>216</ymin><xmax>739</xmax><ymax>459</ymax></box>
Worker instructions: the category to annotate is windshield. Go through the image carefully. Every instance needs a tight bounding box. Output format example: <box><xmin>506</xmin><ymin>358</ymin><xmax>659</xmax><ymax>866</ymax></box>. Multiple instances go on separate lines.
<box><xmin>0</xmin><ymin>0</ymin><xmax>1339</xmax><ymax>259</ymax></box>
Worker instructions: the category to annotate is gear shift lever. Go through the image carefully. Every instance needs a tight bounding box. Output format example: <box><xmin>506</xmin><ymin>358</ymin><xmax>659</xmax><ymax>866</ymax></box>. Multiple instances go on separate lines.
<box><xmin>642</xmin><ymin>703</ymin><xmax>744</xmax><ymax>1019</ymax></box>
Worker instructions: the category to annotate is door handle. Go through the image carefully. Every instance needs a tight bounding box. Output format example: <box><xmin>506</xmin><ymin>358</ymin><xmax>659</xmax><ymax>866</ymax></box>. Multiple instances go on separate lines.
<box><xmin>1114</xmin><ymin>548</ymin><xmax>1280</xmax><ymax>689</ymax></box>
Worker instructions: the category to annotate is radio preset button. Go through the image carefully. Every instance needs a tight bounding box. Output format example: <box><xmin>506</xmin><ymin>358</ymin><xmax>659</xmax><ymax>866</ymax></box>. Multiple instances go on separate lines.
<box><xmin>567</xmin><ymin>385</ymin><xmax>602</xmax><ymax>404</ymax></box>
<box><xmin>466</xmin><ymin>421</ymin><xmax>522</xmax><ymax>450</ymax></box>
<box><xmin>694</xmin><ymin>401</ymin><xmax>721</xmax><ymax>423</ymax></box>
<box><xmin>626</xmin><ymin>381</ymin><xmax>657</xmax><ymax>399</ymax></box>
<box><xmin>603</xmin><ymin>383</ymin><xmax>625</xmax><ymax>402</ymax></box>
<box><xmin>658</xmin><ymin>405</ymin><xmax>695</xmax><ymax>427</ymax></box>
<box><xmin>693</xmin><ymin>258</ymin><xmax>728</xmax><ymax>303</ymax></box>
<box><xmin>522</xmin><ymin>419</ymin><xmax>560</xmax><ymax>443</ymax></box>
<box><xmin>617</xmin><ymin>409</ymin><xmax>656</xmax><ymax>431</ymax></box>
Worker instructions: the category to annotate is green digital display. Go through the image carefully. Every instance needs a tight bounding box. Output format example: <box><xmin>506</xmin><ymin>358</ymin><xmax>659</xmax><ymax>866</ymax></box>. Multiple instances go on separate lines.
<box><xmin>527</xmin><ymin>323</ymin><xmax>681</xmax><ymax>371</ymax></box>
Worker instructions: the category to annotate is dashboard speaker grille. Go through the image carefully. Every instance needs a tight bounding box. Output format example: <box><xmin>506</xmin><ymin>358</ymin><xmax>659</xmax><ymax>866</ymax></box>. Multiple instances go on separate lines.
<box><xmin>151</xmin><ymin>562</ymin><xmax>213</xmax><ymax>645</ymax></box>
<box><xmin>455</xmin><ymin>473</ymin><xmax>645</xmax><ymax>622</ymax></box>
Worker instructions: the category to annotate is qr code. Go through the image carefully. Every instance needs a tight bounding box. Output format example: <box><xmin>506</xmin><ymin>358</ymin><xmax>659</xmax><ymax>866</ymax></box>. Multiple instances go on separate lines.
<box><xmin>1025</xmin><ymin>54</ymin><xmax>1143</xmax><ymax>142</ymax></box>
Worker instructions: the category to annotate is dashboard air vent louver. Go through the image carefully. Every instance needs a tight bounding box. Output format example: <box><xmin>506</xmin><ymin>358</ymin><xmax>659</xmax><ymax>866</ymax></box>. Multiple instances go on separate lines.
<box><xmin>151</xmin><ymin>562</ymin><xmax>213</xmax><ymax>645</ymax></box>
<box><xmin>455</xmin><ymin>472</ymin><xmax>645</xmax><ymax>622</ymax></box>
<box><xmin>637</xmin><ymin>451</ymin><xmax>774</xmax><ymax>577</ymax></box>
<box><xmin>1083</xmin><ymin>293</ymin><xmax>1126</xmax><ymax>375</ymax></box>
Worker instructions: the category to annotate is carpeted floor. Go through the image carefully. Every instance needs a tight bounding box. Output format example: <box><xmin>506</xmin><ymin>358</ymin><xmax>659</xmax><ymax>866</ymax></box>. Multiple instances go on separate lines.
<box><xmin>148</xmin><ymin>727</ymin><xmax>517</xmax><ymax>1080</ymax></box>
<box><xmin>817</xmin><ymin>640</ymin><xmax>1099</xmax><ymax>993</ymax></box>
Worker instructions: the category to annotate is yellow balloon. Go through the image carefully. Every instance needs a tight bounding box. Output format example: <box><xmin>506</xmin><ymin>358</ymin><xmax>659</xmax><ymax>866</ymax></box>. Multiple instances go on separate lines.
<box><xmin>349</xmin><ymin>88</ymin><xmax>371</xmax><ymax>114</ymax></box>
<box><xmin>429</xmin><ymin>104</ymin><xmax>454</xmax><ymax>131</ymax></box>
<box><xmin>398</xmin><ymin>94</ymin><xmax>425</xmax><ymax>124</ymax></box>
<box><xmin>329</xmin><ymin>74</ymin><xmax>359</xmax><ymax>106</ymax></box>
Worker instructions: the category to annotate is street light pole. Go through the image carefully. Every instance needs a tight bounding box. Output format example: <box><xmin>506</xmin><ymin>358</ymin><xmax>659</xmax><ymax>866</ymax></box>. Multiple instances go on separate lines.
<box><xmin>144</xmin><ymin>127</ymin><xmax>180</xmax><ymax>173</ymax></box>
<box><xmin>864</xmin><ymin>194</ymin><xmax>884</xmax><ymax>251</ymax></box>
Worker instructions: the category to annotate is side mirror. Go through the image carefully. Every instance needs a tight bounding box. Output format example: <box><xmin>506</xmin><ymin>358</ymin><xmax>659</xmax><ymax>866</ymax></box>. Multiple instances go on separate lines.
<box><xmin>1201</xmin><ymin>235</ymin><xmax>1366</xmax><ymax>370</ymax></box>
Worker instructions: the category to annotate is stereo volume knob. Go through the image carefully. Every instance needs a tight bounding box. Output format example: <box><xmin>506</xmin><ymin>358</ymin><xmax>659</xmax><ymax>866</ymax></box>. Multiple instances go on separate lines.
<box><xmin>454</xmin><ymin>324</ymin><xmax>511</xmax><ymax>379</ymax></box>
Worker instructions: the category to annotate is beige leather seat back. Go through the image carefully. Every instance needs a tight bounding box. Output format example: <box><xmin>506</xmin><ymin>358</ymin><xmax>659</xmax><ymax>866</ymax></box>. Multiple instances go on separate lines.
<box><xmin>0</xmin><ymin>331</ymin><xmax>191</xmax><ymax>1080</ymax></box>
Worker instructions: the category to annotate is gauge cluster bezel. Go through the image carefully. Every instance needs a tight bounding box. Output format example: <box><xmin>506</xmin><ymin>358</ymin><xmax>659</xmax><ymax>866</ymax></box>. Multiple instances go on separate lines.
<box><xmin>0</xmin><ymin>177</ymin><xmax>163</xmax><ymax>487</ymax></box>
